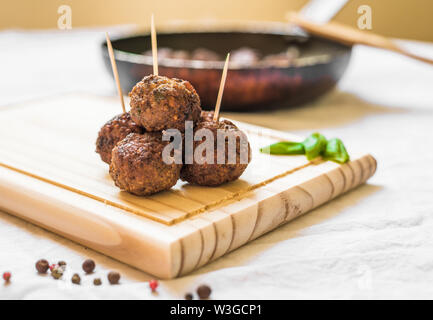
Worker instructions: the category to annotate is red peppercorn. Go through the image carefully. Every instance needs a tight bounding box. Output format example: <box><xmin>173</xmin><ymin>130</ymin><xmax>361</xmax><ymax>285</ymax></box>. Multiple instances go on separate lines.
<box><xmin>149</xmin><ymin>279</ymin><xmax>158</xmax><ymax>292</ymax></box>
<box><xmin>3</xmin><ymin>272</ymin><xmax>11</xmax><ymax>282</ymax></box>
<box><xmin>49</xmin><ymin>264</ymin><xmax>56</xmax><ymax>271</ymax></box>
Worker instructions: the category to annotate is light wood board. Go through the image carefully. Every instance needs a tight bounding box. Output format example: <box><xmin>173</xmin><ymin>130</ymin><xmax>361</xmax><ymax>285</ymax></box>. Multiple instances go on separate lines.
<box><xmin>0</xmin><ymin>94</ymin><xmax>376</xmax><ymax>278</ymax></box>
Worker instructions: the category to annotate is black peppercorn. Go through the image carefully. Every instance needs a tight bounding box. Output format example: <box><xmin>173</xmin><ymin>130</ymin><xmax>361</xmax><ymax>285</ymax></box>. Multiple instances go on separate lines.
<box><xmin>185</xmin><ymin>293</ymin><xmax>193</xmax><ymax>300</ymax></box>
<box><xmin>82</xmin><ymin>259</ymin><xmax>95</xmax><ymax>274</ymax></box>
<box><xmin>58</xmin><ymin>261</ymin><xmax>66</xmax><ymax>268</ymax></box>
<box><xmin>197</xmin><ymin>285</ymin><xmax>211</xmax><ymax>299</ymax></box>
<box><xmin>71</xmin><ymin>273</ymin><xmax>81</xmax><ymax>285</ymax></box>
<box><xmin>107</xmin><ymin>271</ymin><xmax>120</xmax><ymax>285</ymax></box>
<box><xmin>93</xmin><ymin>278</ymin><xmax>102</xmax><ymax>286</ymax></box>
<box><xmin>35</xmin><ymin>259</ymin><xmax>49</xmax><ymax>274</ymax></box>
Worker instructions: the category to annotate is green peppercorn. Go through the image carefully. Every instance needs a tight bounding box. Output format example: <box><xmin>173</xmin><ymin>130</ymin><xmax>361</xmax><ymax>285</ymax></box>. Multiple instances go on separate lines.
<box><xmin>71</xmin><ymin>273</ymin><xmax>81</xmax><ymax>285</ymax></box>
<box><xmin>51</xmin><ymin>266</ymin><xmax>63</xmax><ymax>280</ymax></box>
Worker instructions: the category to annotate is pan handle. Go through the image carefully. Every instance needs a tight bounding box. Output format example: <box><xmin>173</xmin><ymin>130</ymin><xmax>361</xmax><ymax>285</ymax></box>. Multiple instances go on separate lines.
<box><xmin>287</xmin><ymin>12</ymin><xmax>433</xmax><ymax>66</ymax></box>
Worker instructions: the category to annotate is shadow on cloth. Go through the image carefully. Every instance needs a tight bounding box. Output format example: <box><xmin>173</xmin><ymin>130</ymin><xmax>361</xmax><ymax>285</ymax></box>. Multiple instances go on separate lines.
<box><xmin>0</xmin><ymin>210</ymin><xmax>154</xmax><ymax>282</ymax></box>
<box><xmin>0</xmin><ymin>183</ymin><xmax>382</xmax><ymax>289</ymax></box>
<box><xmin>160</xmin><ymin>183</ymin><xmax>383</xmax><ymax>291</ymax></box>
<box><xmin>223</xmin><ymin>90</ymin><xmax>405</xmax><ymax>131</ymax></box>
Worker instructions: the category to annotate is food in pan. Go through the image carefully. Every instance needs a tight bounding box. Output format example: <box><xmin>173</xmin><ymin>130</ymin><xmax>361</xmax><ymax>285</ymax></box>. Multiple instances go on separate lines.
<box><xmin>230</xmin><ymin>47</ymin><xmax>261</xmax><ymax>65</ymax></box>
<box><xmin>143</xmin><ymin>46</ymin><xmax>300</xmax><ymax>66</ymax></box>
<box><xmin>109</xmin><ymin>132</ymin><xmax>181</xmax><ymax>196</ymax></box>
<box><xmin>129</xmin><ymin>74</ymin><xmax>201</xmax><ymax>132</ymax></box>
<box><xmin>95</xmin><ymin>112</ymin><xmax>143</xmax><ymax>164</ymax></box>
<box><xmin>180</xmin><ymin>118</ymin><xmax>251</xmax><ymax>186</ymax></box>
<box><xmin>143</xmin><ymin>47</ymin><xmax>221</xmax><ymax>62</ymax></box>
<box><xmin>190</xmin><ymin>48</ymin><xmax>221</xmax><ymax>61</ymax></box>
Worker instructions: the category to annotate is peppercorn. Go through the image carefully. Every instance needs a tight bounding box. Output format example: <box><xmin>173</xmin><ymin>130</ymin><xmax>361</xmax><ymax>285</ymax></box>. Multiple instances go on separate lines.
<box><xmin>49</xmin><ymin>264</ymin><xmax>56</xmax><ymax>271</ymax></box>
<box><xmin>149</xmin><ymin>279</ymin><xmax>158</xmax><ymax>292</ymax></box>
<box><xmin>93</xmin><ymin>278</ymin><xmax>102</xmax><ymax>286</ymax></box>
<box><xmin>58</xmin><ymin>261</ymin><xmax>66</xmax><ymax>268</ymax></box>
<box><xmin>71</xmin><ymin>273</ymin><xmax>81</xmax><ymax>285</ymax></box>
<box><xmin>51</xmin><ymin>266</ymin><xmax>63</xmax><ymax>280</ymax></box>
<box><xmin>107</xmin><ymin>271</ymin><xmax>120</xmax><ymax>285</ymax></box>
<box><xmin>82</xmin><ymin>259</ymin><xmax>95</xmax><ymax>274</ymax></box>
<box><xmin>197</xmin><ymin>285</ymin><xmax>211</xmax><ymax>299</ymax></box>
<box><xmin>2</xmin><ymin>272</ymin><xmax>11</xmax><ymax>282</ymax></box>
<box><xmin>35</xmin><ymin>259</ymin><xmax>49</xmax><ymax>274</ymax></box>
<box><xmin>184</xmin><ymin>293</ymin><xmax>193</xmax><ymax>300</ymax></box>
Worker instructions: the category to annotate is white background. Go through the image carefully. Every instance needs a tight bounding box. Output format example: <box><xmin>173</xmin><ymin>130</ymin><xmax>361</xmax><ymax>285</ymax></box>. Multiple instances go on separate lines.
<box><xmin>1</xmin><ymin>28</ymin><xmax>433</xmax><ymax>299</ymax></box>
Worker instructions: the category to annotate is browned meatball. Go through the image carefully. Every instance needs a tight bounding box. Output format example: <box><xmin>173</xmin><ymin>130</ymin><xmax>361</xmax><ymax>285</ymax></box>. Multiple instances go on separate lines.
<box><xmin>129</xmin><ymin>75</ymin><xmax>201</xmax><ymax>132</ymax></box>
<box><xmin>96</xmin><ymin>112</ymin><xmax>143</xmax><ymax>164</ymax></box>
<box><xmin>200</xmin><ymin>110</ymin><xmax>215</xmax><ymax>122</ymax></box>
<box><xmin>181</xmin><ymin>119</ymin><xmax>251</xmax><ymax>186</ymax></box>
<box><xmin>109</xmin><ymin>132</ymin><xmax>181</xmax><ymax>196</ymax></box>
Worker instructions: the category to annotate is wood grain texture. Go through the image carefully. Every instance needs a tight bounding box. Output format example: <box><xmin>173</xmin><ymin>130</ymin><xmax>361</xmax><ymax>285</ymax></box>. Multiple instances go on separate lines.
<box><xmin>0</xmin><ymin>94</ymin><xmax>376</xmax><ymax>278</ymax></box>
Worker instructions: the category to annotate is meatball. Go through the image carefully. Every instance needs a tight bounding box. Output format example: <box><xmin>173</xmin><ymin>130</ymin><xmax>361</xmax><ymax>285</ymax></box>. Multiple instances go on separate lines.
<box><xmin>96</xmin><ymin>112</ymin><xmax>143</xmax><ymax>164</ymax></box>
<box><xmin>109</xmin><ymin>132</ymin><xmax>181</xmax><ymax>196</ymax></box>
<box><xmin>200</xmin><ymin>110</ymin><xmax>215</xmax><ymax>122</ymax></box>
<box><xmin>129</xmin><ymin>75</ymin><xmax>201</xmax><ymax>132</ymax></box>
<box><xmin>181</xmin><ymin>119</ymin><xmax>251</xmax><ymax>186</ymax></box>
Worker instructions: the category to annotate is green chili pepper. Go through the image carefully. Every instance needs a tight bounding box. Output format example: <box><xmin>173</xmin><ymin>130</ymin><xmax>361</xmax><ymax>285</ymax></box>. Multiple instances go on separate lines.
<box><xmin>259</xmin><ymin>132</ymin><xmax>350</xmax><ymax>164</ymax></box>
<box><xmin>260</xmin><ymin>141</ymin><xmax>304</xmax><ymax>155</ymax></box>
<box><xmin>302</xmin><ymin>132</ymin><xmax>327</xmax><ymax>160</ymax></box>
<box><xmin>323</xmin><ymin>138</ymin><xmax>350</xmax><ymax>164</ymax></box>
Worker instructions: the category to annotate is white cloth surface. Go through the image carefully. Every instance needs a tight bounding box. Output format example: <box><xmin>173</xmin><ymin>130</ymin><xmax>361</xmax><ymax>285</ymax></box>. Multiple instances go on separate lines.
<box><xmin>0</xmin><ymin>28</ymin><xmax>433</xmax><ymax>300</ymax></box>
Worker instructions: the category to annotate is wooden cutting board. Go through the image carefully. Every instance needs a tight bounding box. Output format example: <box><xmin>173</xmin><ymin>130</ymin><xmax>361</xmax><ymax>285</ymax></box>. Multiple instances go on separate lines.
<box><xmin>0</xmin><ymin>94</ymin><xmax>376</xmax><ymax>278</ymax></box>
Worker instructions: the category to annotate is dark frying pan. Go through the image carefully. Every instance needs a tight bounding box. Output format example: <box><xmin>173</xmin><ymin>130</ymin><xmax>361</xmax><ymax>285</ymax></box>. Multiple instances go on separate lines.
<box><xmin>102</xmin><ymin>23</ymin><xmax>352</xmax><ymax>111</ymax></box>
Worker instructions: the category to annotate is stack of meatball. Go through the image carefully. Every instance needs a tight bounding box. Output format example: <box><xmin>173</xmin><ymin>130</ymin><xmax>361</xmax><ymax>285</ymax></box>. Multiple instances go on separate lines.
<box><xmin>96</xmin><ymin>74</ymin><xmax>251</xmax><ymax>196</ymax></box>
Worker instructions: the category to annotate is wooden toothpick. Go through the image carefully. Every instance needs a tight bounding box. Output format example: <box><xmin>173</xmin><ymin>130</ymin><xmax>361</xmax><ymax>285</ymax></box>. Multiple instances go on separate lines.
<box><xmin>213</xmin><ymin>53</ymin><xmax>230</xmax><ymax>122</ymax></box>
<box><xmin>105</xmin><ymin>32</ymin><xmax>126</xmax><ymax>113</ymax></box>
<box><xmin>151</xmin><ymin>14</ymin><xmax>158</xmax><ymax>76</ymax></box>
